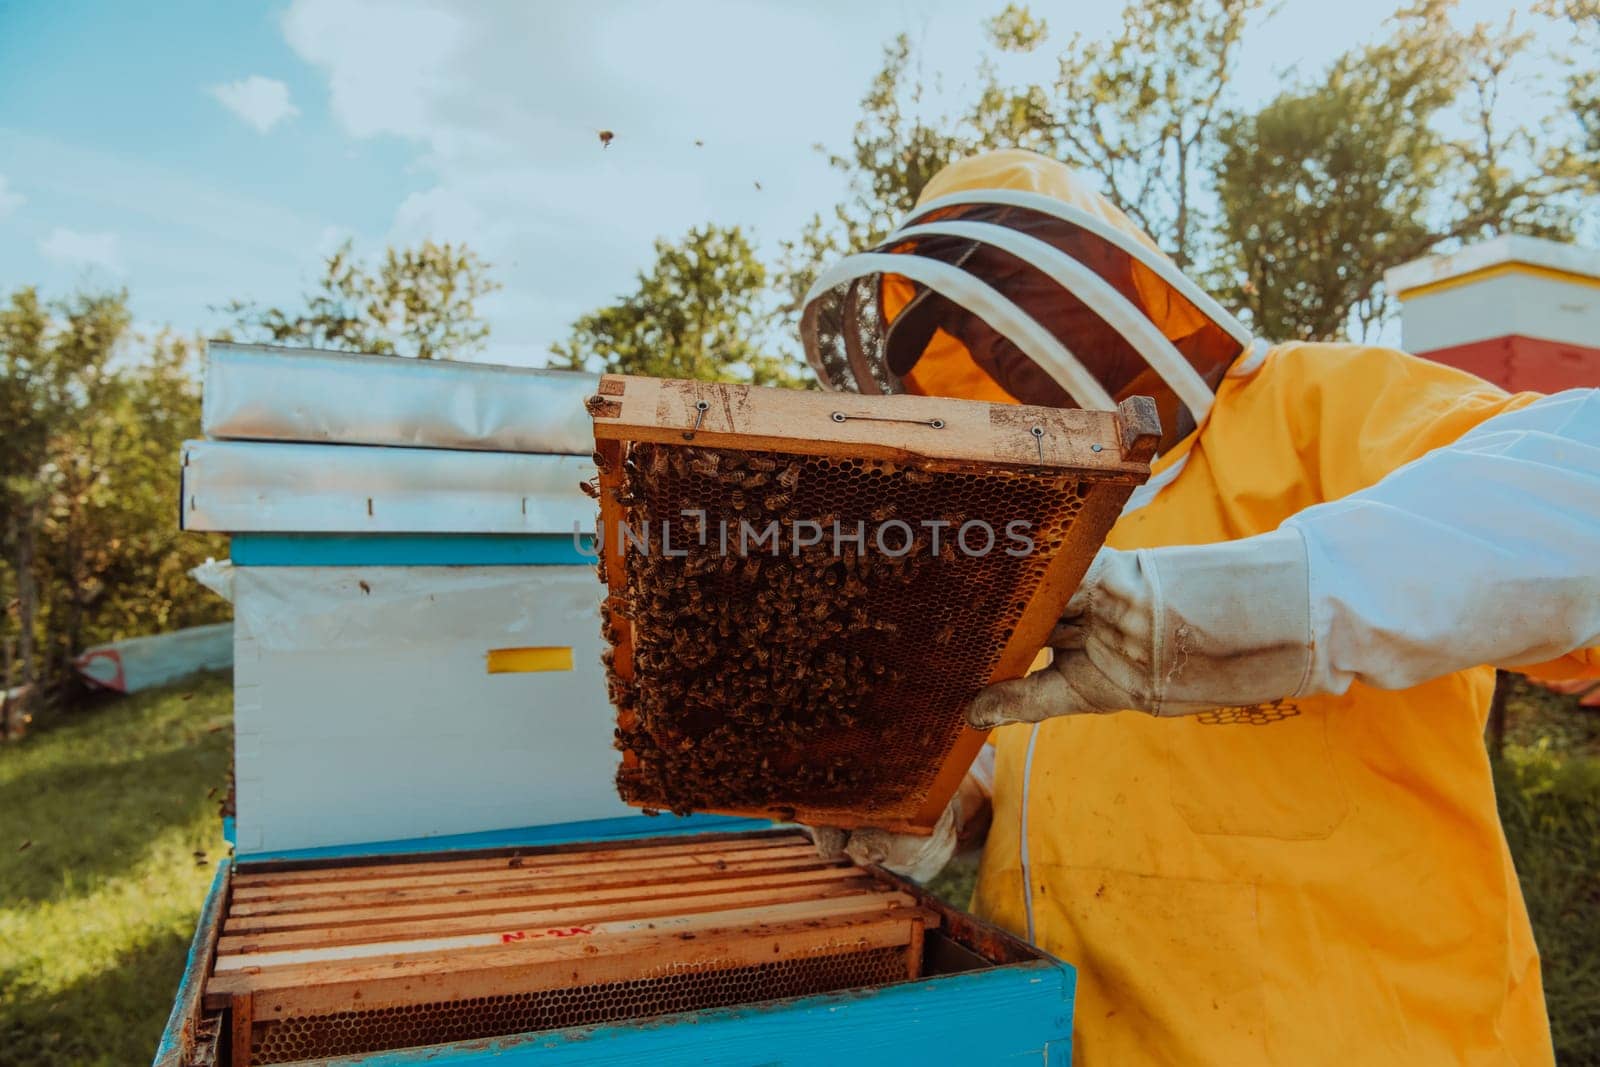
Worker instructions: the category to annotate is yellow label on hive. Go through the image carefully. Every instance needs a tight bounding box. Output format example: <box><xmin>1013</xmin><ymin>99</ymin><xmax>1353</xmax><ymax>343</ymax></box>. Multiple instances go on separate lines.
<box><xmin>486</xmin><ymin>647</ymin><xmax>574</xmax><ymax>673</ymax></box>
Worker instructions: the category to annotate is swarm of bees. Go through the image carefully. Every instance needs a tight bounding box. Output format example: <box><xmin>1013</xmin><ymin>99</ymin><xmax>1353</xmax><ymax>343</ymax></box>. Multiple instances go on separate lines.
<box><xmin>597</xmin><ymin>440</ymin><xmax>1084</xmax><ymax>821</ymax></box>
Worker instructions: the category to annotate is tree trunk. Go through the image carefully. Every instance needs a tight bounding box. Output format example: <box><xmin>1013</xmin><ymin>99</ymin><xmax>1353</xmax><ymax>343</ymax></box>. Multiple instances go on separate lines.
<box><xmin>14</xmin><ymin>508</ymin><xmax>37</xmax><ymax>689</ymax></box>
<box><xmin>5</xmin><ymin>508</ymin><xmax>39</xmax><ymax>738</ymax></box>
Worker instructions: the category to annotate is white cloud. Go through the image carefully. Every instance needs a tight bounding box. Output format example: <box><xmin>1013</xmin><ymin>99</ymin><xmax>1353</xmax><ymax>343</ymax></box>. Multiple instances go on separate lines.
<box><xmin>209</xmin><ymin>75</ymin><xmax>300</xmax><ymax>133</ymax></box>
<box><xmin>0</xmin><ymin>174</ymin><xmax>22</xmax><ymax>218</ymax></box>
<box><xmin>278</xmin><ymin>0</ymin><xmax>1004</xmax><ymax>362</ymax></box>
<box><xmin>39</xmin><ymin>228</ymin><xmax>123</xmax><ymax>273</ymax></box>
<box><xmin>277</xmin><ymin>0</ymin><xmax>1539</xmax><ymax>366</ymax></box>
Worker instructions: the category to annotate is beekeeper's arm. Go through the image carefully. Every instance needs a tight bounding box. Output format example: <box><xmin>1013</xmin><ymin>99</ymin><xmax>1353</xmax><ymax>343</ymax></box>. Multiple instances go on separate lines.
<box><xmin>969</xmin><ymin>389</ymin><xmax>1600</xmax><ymax>726</ymax></box>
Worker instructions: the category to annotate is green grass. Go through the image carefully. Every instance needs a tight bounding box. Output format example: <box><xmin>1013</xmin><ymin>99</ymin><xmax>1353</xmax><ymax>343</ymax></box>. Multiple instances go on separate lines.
<box><xmin>0</xmin><ymin>672</ymin><xmax>232</xmax><ymax>1067</ymax></box>
<box><xmin>1498</xmin><ymin>743</ymin><xmax>1600</xmax><ymax>1063</ymax></box>
<box><xmin>0</xmin><ymin>672</ymin><xmax>1593</xmax><ymax>1065</ymax></box>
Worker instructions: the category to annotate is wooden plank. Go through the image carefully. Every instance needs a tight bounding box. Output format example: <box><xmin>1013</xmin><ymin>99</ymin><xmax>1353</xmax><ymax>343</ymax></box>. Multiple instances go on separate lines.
<box><xmin>231</xmin><ymin>830</ymin><xmax>807</xmax><ymax>888</ymax></box>
<box><xmin>216</xmin><ymin>876</ymin><xmax>883</xmax><ymax>954</ymax></box>
<box><xmin>153</xmin><ymin>861</ymin><xmax>231</xmax><ymax>1067</ymax></box>
<box><xmin>223</xmin><ymin>863</ymin><xmax>867</xmax><ymax>934</ymax></box>
<box><xmin>229</xmin><ymin>843</ymin><xmax>821</xmax><ymax>901</ymax></box>
<box><xmin>231</xmin><ymin>826</ymin><xmax>795</xmax><ymax>876</ymax></box>
<box><xmin>227</xmin><ymin>854</ymin><xmax>837</xmax><ymax>917</ymax></box>
<box><xmin>591</xmin><ymin>375</ymin><xmax>1149</xmax><ymax>477</ymax></box>
<box><xmin>596</xmin><ymin>438</ymin><xmax>634</xmax><ymax>685</ymax></box>
<box><xmin>206</xmin><ymin>910</ymin><xmax>931</xmax><ymax>1015</ymax></box>
<box><xmin>214</xmin><ymin>892</ymin><xmax>919</xmax><ymax>973</ymax></box>
<box><xmin>307</xmin><ymin>950</ymin><xmax>1071</xmax><ymax>1067</ymax></box>
<box><xmin>910</xmin><ymin>467</ymin><xmax>1137</xmax><ymax>826</ymax></box>
<box><xmin>229</xmin><ymin>993</ymin><xmax>252</xmax><ymax>1067</ymax></box>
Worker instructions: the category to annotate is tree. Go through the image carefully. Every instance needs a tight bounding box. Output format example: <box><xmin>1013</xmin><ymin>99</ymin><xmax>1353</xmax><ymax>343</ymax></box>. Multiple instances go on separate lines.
<box><xmin>0</xmin><ymin>286</ymin><xmax>226</xmax><ymax>712</ymax></box>
<box><xmin>1537</xmin><ymin>0</ymin><xmax>1600</xmax><ymax>204</ymax></box>
<box><xmin>1211</xmin><ymin>2</ymin><xmax>1576</xmax><ymax>341</ymax></box>
<box><xmin>785</xmin><ymin>0</ymin><xmax>1594</xmax><ymax>351</ymax></box>
<box><xmin>976</xmin><ymin>0</ymin><xmax>1266</xmax><ymax>270</ymax></box>
<box><xmin>551</xmin><ymin>224</ymin><xmax>808</xmax><ymax>387</ymax></box>
<box><xmin>773</xmin><ymin>0</ymin><xmax>1262</xmax><ymax>346</ymax></box>
<box><xmin>226</xmin><ymin>239</ymin><xmax>500</xmax><ymax>360</ymax></box>
<box><xmin>772</xmin><ymin>35</ymin><xmax>981</xmax><ymax>343</ymax></box>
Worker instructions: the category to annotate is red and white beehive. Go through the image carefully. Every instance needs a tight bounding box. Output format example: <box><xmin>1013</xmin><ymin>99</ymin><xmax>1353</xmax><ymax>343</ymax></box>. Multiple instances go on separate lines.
<box><xmin>1386</xmin><ymin>234</ymin><xmax>1600</xmax><ymax>392</ymax></box>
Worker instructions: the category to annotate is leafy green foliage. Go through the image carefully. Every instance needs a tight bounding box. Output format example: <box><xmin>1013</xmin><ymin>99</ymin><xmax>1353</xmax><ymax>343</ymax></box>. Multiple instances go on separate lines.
<box><xmin>0</xmin><ymin>672</ymin><xmax>232</xmax><ymax>1066</ymax></box>
<box><xmin>551</xmin><ymin>224</ymin><xmax>808</xmax><ymax>387</ymax></box>
<box><xmin>1211</xmin><ymin>2</ymin><xmax>1577</xmax><ymax>341</ymax></box>
<box><xmin>226</xmin><ymin>239</ymin><xmax>500</xmax><ymax>360</ymax></box>
<box><xmin>0</xmin><ymin>288</ymin><xmax>227</xmax><ymax>703</ymax></box>
<box><xmin>781</xmin><ymin>0</ymin><xmax>1595</xmax><ymax>348</ymax></box>
<box><xmin>982</xmin><ymin>0</ymin><xmax>1265</xmax><ymax>269</ymax></box>
<box><xmin>771</xmin><ymin>35</ymin><xmax>981</xmax><ymax>351</ymax></box>
<box><xmin>773</xmin><ymin>0</ymin><xmax>1264</xmax><ymax>343</ymax></box>
<box><xmin>985</xmin><ymin>3</ymin><xmax>1050</xmax><ymax>53</ymax></box>
<box><xmin>1496</xmin><ymin>741</ymin><xmax>1600</xmax><ymax>1062</ymax></box>
<box><xmin>1536</xmin><ymin>0</ymin><xmax>1600</xmax><ymax>205</ymax></box>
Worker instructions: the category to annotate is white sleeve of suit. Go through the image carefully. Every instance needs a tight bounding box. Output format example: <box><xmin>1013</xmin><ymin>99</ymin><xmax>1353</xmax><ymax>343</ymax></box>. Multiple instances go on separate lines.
<box><xmin>1285</xmin><ymin>388</ymin><xmax>1600</xmax><ymax>695</ymax></box>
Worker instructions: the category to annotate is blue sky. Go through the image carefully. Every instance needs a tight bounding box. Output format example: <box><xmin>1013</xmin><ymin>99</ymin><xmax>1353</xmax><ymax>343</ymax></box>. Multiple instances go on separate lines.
<box><xmin>0</xmin><ymin>0</ymin><xmax>1562</xmax><ymax>365</ymax></box>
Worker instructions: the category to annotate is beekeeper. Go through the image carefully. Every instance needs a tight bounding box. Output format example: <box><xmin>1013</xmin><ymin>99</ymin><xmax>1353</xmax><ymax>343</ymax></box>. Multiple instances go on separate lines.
<box><xmin>800</xmin><ymin>149</ymin><xmax>1600</xmax><ymax>1065</ymax></box>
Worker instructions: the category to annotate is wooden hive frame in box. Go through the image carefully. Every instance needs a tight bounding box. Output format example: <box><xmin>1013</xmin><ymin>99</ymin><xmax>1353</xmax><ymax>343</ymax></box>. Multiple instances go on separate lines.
<box><xmin>589</xmin><ymin>375</ymin><xmax>1159</xmax><ymax>834</ymax></box>
<box><xmin>204</xmin><ymin>830</ymin><xmax>935</xmax><ymax>1065</ymax></box>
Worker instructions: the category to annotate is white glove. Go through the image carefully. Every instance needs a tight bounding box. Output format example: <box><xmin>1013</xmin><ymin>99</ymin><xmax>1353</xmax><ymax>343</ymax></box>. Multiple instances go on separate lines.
<box><xmin>967</xmin><ymin>529</ymin><xmax>1312</xmax><ymax>726</ymax></box>
<box><xmin>969</xmin><ymin>390</ymin><xmax>1600</xmax><ymax>728</ymax></box>
<box><xmin>810</xmin><ymin>750</ymin><xmax>994</xmax><ymax>883</ymax></box>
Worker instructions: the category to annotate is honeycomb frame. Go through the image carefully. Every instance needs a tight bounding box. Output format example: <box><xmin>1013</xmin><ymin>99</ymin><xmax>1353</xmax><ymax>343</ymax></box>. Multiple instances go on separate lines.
<box><xmin>589</xmin><ymin>376</ymin><xmax>1159</xmax><ymax>833</ymax></box>
<box><xmin>203</xmin><ymin>830</ymin><xmax>937</xmax><ymax>1066</ymax></box>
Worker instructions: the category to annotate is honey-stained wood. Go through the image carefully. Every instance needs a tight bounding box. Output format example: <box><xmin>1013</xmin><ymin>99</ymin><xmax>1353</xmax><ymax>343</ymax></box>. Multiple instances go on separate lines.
<box><xmin>226</xmin><ymin>852</ymin><xmax>836</xmax><ymax>918</ymax></box>
<box><xmin>590</xmin><ymin>376</ymin><xmax>1154</xmax><ymax>477</ymax></box>
<box><xmin>229</xmin><ymin>993</ymin><xmax>252</xmax><ymax>1067</ymax></box>
<box><xmin>215</xmin><ymin>877</ymin><xmax>884</xmax><ymax>955</ymax></box>
<box><xmin>222</xmin><ymin>866</ymin><xmax>867</xmax><ymax>936</ymax></box>
<box><xmin>589</xmin><ymin>375</ymin><xmax>1158</xmax><ymax>833</ymax></box>
<box><xmin>229</xmin><ymin>830</ymin><xmax>802</xmax><ymax>887</ymax></box>
<box><xmin>228</xmin><ymin>842</ymin><xmax>822</xmax><ymax>901</ymax></box>
<box><xmin>205</xmin><ymin>832</ymin><xmax>938</xmax><ymax>1064</ymax></box>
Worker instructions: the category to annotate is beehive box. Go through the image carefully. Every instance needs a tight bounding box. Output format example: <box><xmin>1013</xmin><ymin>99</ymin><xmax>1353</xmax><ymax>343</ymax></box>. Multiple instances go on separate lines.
<box><xmin>185</xmin><ymin>829</ymin><xmax>1064</xmax><ymax>1066</ymax></box>
<box><xmin>589</xmin><ymin>376</ymin><xmax>1158</xmax><ymax>833</ymax></box>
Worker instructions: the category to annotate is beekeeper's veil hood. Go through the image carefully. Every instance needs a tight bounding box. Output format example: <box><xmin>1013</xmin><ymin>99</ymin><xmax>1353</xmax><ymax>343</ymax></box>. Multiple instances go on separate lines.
<box><xmin>799</xmin><ymin>150</ymin><xmax>1252</xmax><ymax>449</ymax></box>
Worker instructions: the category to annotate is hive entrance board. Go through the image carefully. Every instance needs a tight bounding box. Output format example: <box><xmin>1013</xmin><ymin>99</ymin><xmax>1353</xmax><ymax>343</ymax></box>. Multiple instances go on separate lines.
<box><xmin>589</xmin><ymin>376</ymin><xmax>1159</xmax><ymax>834</ymax></box>
<box><xmin>204</xmin><ymin>830</ymin><xmax>934</xmax><ymax>1065</ymax></box>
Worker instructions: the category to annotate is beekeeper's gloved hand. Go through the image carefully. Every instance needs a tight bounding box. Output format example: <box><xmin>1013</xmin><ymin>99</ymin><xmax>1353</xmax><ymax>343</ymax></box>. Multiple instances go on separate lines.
<box><xmin>809</xmin><ymin>748</ymin><xmax>994</xmax><ymax>883</ymax></box>
<box><xmin>967</xmin><ymin>529</ymin><xmax>1312</xmax><ymax>725</ymax></box>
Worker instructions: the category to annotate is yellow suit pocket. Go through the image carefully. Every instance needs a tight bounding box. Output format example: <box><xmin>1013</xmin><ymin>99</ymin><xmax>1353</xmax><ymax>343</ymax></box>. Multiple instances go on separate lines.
<box><xmin>1162</xmin><ymin>696</ymin><xmax>1349</xmax><ymax>840</ymax></box>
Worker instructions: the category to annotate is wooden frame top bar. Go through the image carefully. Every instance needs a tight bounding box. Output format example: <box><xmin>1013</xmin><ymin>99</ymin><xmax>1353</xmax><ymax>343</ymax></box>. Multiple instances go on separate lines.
<box><xmin>589</xmin><ymin>375</ymin><xmax>1159</xmax><ymax>474</ymax></box>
